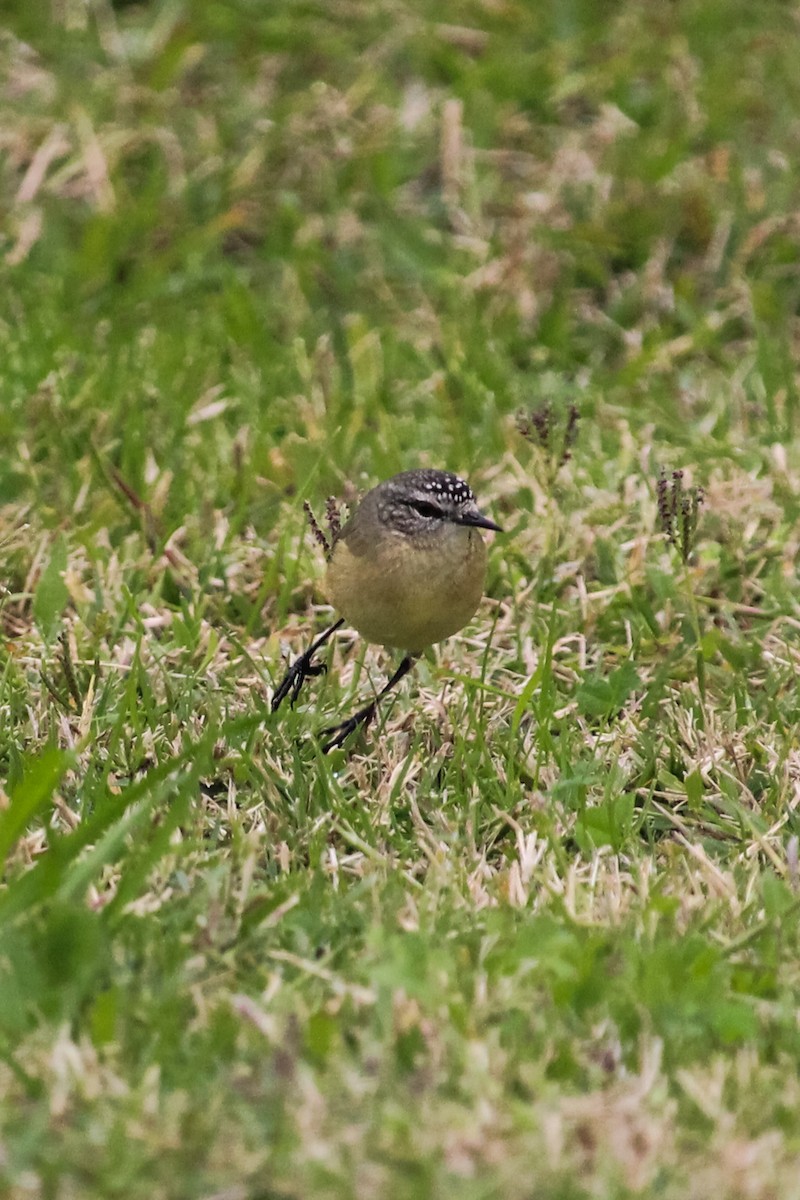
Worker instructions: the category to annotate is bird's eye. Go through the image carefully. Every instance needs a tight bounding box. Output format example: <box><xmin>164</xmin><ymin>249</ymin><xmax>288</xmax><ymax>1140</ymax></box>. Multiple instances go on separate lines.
<box><xmin>408</xmin><ymin>499</ymin><xmax>443</xmax><ymax>519</ymax></box>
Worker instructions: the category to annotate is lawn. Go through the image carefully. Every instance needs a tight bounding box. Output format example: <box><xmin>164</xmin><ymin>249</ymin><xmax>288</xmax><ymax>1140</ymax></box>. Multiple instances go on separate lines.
<box><xmin>2</xmin><ymin>1</ymin><xmax>800</xmax><ymax>1196</ymax></box>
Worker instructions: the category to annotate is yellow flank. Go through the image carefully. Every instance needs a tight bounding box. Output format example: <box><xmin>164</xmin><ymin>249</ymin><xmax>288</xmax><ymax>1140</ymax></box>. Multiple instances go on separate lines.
<box><xmin>326</xmin><ymin>524</ymin><xmax>488</xmax><ymax>655</ymax></box>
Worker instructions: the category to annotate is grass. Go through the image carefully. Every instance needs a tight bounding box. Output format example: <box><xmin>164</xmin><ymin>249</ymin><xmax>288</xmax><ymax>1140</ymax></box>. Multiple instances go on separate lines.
<box><xmin>2</xmin><ymin>0</ymin><xmax>800</xmax><ymax>1195</ymax></box>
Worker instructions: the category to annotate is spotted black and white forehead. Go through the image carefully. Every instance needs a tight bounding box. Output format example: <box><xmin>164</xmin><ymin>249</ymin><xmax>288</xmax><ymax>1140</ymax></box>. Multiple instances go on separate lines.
<box><xmin>386</xmin><ymin>469</ymin><xmax>475</xmax><ymax>507</ymax></box>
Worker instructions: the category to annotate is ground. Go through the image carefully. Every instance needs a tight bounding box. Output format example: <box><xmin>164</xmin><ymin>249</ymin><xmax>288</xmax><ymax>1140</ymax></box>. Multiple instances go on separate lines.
<box><xmin>2</xmin><ymin>1</ymin><xmax>800</xmax><ymax>1197</ymax></box>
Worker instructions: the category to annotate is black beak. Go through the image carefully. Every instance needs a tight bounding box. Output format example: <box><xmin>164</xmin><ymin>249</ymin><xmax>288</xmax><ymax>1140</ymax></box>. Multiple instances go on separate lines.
<box><xmin>457</xmin><ymin>506</ymin><xmax>503</xmax><ymax>534</ymax></box>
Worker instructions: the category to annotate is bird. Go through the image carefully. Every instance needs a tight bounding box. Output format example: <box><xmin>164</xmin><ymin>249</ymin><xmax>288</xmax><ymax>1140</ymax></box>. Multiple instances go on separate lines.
<box><xmin>271</xmin><ymin>468</ymin><xmax>502</xmax><ymax>752</ymax></box>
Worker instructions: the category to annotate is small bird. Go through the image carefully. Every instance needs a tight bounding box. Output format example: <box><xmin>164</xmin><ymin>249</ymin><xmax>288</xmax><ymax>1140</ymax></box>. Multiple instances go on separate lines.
<box><xmin>272</xmin><ymin>468</ymin><xmax>502</xmax><ymax>752</ymax></box>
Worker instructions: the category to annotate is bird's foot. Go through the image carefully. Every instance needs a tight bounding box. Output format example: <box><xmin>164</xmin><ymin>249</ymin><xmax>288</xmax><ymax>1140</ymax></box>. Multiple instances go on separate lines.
<box><xmin>271</xmin><ymin>652</ymin><xmax>327</xmax><ymax>712</ymax></box>
<box><xmin>272</xmin><ymin>620</ymin><xmax>344</xmax><ymax>714</ymax></box>
<box><xmin>319</xmin><ymin>701</ymin><xmax>377</xmax><ymax>754</ymax></box>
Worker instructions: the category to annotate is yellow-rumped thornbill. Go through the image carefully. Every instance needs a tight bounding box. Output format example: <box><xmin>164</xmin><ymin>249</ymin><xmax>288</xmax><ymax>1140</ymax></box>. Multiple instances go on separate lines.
<box><xmin>272</xmin><ymin>469</ymin><xmax>502</xmax><ymax>752</ymax></box>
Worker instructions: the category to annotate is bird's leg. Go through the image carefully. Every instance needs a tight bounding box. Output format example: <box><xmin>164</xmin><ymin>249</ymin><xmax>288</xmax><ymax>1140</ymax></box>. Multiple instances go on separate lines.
<box><xmin>271</xmin><ymin>618</ymin><xmax>344</xmax><ymax>712</ymax></box>
<box><xmin>320</xmin><ymin>655</ymin><xmax>415</xmax><ymax>754</ymax></box>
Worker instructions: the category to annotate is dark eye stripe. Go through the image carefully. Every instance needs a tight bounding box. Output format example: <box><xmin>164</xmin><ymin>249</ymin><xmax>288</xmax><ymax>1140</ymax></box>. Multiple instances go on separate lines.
<box><xmin>408</xmin><ymin>499</ymin><xmax>443</xmax><ymax>518</ymax></box>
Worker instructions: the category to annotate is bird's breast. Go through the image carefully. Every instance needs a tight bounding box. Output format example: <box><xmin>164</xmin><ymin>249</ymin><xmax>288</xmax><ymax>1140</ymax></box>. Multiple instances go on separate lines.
<box><xmin>327</xmin><ymin>525</ymin><xmax>488</xmax><ymax>654</ymax></box>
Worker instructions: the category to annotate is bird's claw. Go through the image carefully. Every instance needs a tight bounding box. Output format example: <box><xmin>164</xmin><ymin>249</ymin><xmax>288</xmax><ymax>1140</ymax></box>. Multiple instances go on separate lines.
<box><xmin>272</xmin><ymin>652</ymin><xmax>326</xmax><ymax>712</ymax></box>
<box><xmin>272</xmin><ymin>620</ymin><xmax>344</xmax><ymax>716</ymax></box>
<box><xmin>319</xmin><ymin>702</ymin><xmax>377</xmax><ymax>754</ymax></box>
